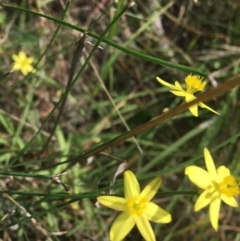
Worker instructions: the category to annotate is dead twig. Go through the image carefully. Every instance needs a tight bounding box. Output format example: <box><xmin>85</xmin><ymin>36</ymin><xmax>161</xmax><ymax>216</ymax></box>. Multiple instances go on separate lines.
<box><xmin>40</xmin><ymin>32</ymin><xmax>87</xmax><ymax>155</ymax></box>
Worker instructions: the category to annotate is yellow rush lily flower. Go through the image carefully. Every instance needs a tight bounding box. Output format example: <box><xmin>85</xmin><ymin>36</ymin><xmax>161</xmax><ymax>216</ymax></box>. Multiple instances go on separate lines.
<box><xmin>185</xmin><ymin>148</ymin><xmax>239</xmax><ymax>231</ymax></box>
<box><xmin>156</xmin><ymin>74</ymin><xmax>220</xmax><ymax>117</ymax></box>
<box><xmin>12</xmin><ymin>51</ymin><xmax>35</xmax><ymax>76</ymax></box>
<box><xmin>97</xmin><ymin>171</ymin><xmax>171</xmax><ymax>241</ymax></box>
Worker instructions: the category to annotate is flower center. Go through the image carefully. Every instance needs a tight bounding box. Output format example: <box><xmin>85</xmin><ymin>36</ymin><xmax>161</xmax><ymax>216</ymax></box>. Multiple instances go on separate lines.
<box><xmin>127</xmin><ymin>196</ymin><xmax>147</xmax><ymax>216</ymax></box>
<box><xmin>185</xmin><ymin>75</ymin><xmax>207</xmax><ymax>94</ymax></box>
<box><xmin>217</xmin><ymin>175</ymin><xmax>239</xmax><ymax>196</ymax></box>
<box><xmin>21</xmin><ymin>59</ymin><xmax>30</xmax><ymax>67</ymax></box>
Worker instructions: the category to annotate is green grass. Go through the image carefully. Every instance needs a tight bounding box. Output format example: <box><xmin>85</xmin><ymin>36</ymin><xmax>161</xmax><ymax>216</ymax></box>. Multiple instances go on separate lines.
<box><xmin>1</xmin><ymin>0</ymin><xmax>240</xmax><ymax>240</ymax></box>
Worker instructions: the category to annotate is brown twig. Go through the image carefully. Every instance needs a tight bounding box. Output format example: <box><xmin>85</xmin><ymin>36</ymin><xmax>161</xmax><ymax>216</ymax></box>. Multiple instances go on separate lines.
<box><xmin>40</xmin><ymin>32</ymin><xmax>87</xmax><ymax>155</ymax></box>
<box><xmin>64</xmin><ymin>74</ymin><xmax>240</xmax><ymax>170</ymax></box>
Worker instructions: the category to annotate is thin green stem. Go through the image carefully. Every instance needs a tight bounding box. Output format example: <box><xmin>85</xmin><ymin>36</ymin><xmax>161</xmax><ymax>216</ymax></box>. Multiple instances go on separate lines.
<box><xmin>0</xmin><ymin>3</ymin><xmax>205</xmax><ymax>75</ymax></box>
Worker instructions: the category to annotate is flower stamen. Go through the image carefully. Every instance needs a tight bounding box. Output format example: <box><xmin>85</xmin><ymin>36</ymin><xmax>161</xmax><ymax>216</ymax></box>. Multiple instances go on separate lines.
<box><xmin>185</xmin><ymin>75</ymin><xmax>207</xmax><ymax>94</ymax></box>
<box><xmin>127</xmin><ymin>196</ymin><xmax>147</xmax><ymax>216</ymax></box>
<box><xmin>218</xmin><ymin>175</ymin><xmax>239</xmax><ymax>196</ymax></box>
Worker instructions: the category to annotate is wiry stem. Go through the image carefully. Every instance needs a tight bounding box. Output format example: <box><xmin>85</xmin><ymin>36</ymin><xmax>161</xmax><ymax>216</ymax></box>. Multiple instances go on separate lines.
<box><xmin>40</xmin><ymin>32</ymin><xmax>87</xmax><ymax>155</ymax></box>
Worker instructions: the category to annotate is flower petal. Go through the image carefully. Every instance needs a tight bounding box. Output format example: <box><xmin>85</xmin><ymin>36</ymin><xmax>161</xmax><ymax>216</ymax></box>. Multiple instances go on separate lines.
<box><xmin>22</xmin><ymin>65</ymin><xmax>34</xmax><ymax>76</ymax></box>
<box><xmin>209</xmin><ymin>196</ymin><xmax>221</xmax><ymax>231</ymax></box>
<box><xmin>194</xmin><ymin>190</ymin><xmax>212</xmax><ymax>211</ymax></box>
<box><xmin>144</xmin><ymin>202</ymin><xmax>171</xmax><ymax>223</ymax></box>
<box><xmin>110</xmin><ymin>212</ymin><xmax>135</xmax><ymax>241</ymax></box>
<box><xmin>97</xmin><ymin>196</ymin><xmax>127</xmax><ymax>211</ymax></box>
<box><xmin>139</xmin><ymin>177</ymin><xmax>162</xmax><ymax>201</ymax></box>
<box><xmin>124</xmin><ymin>171</ymin><xmax>140</xmax><ymax>199</ymax></box>
<box><xmin>198</xmin><ymin>102</ymin><xmax>220</xmax><ymax>115</ymax></box>
<box><xmin>174</xmin><ymin>81</ymin><xmax>184</xmax><ymax>90</ymax></box>
<box><xmin>185</xmin><ymin>93</ymin><xmax>196</xmax><ymax>102</ymax></box>
<box><xmin>185</xmin><ymin>94</ymin><xmax>198</xmax><ymax>116</ymax></box>
<box><xmin>170</xmin><ymin>90</ymin><xmax>187</xmax><ymax>96</ymax></box>
<box><xmin>156</xmin><ymin>77</ymin><xmax>180</xmax><ymax>90</ymax></box>
<box><xmin>204</xmin><ymin>148</ymin><xmax>217</xmax><ymax>179</ymax></box>
<box><xmin>22</xmin><ymin>68</ymin><xmax>28</xmax><ymax>76</ymax></box>
<box><xmin>185</xmin><ymin>166</ymin><xmax>211</xmax><ymax>189</ymax></box>
<box><xmin>221</xmin><ymin>194</ymin><xmax>238</xmax><ymax>207</ymax></box>
<box><xmin>12</xmin><ymin>63</ymin><xmax>21</xmax><ymax>71</ymax></box>
<box><xmin>19</xmin><ymin>51</ymin><xmax>27</xmax><ymax>59</ymax></box>
<box><xmin>216</xmin><ymin>166</ymin><xmax>230</xmax><ymax>182</ymax></box>
<box><xmin>188</xmin><ymin>105</ymin><xmax>198</xmax><ymax>116</ymax></box>
<box><xmin>136</xmin><ymin>216</ymin><xmax>155</xmax><ymax>241</ymax></box>
<box><xmin>27</xmin><ymin>57</ymin><xmax>34</xmax><ymax>64</ymax></box>
<box><xmin>12</xmin><ymin>54</ymin><xmax>20</xmax><ymax>62</ymax></box>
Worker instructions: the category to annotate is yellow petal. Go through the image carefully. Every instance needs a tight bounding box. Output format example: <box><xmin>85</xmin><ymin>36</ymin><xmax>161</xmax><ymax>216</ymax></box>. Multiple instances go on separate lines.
<box><xmin>22</xmin><ymin>65</ymin><xmax>34</xmax><ymax>76</ymax></box>
<box><xmin>198</xmin><ymin>102</ymin><xmax>220</xmax><ymax>115</ymax></box>
<box><xmin>204</xmin><ymin>148</ymin><xmax>217</xmax><ymax>179</ymax></box>
<box><xmin>221</xmin><ymin>194</ymin><xmax>238</xmax><ymax>207</ymax></box>
<box><xmin>124</xmin><ymin>171</ymin><xmax>140</xmax><ymax>199</ymax></box>
<box><xmin>185</xmin><ymin>166</ymin><xmax>212</xmax><ymax>189</ymax></box>
<box><xmin>139</xmin><ymin>177</ymin><xmax>162</xmax><ymax>201</ymax></box>
<box><xmin>188</xmin><ymin>105</ymin><xmax>198</xmax><ymax>116</ymax></box>
<box><xmin>170</xmin><ymin>90</ymin><xmax>187</xmax><ymax>96</ymax></box>
<box><xmin>194</xmin><ymin>190</ymin><xmax>212</xmax><ymax>211</ymax></box>
<box><xmin>209</xmin><ymin>197</ymin><xmax>221</xmax><ymax>231</ymax></box>
<box><xmin>110</xmin><ymin>212</ymin><xmax>135</xmax><ymax>241</ymax></box>
<box><xmin>22</xmin><ymin>68</ymin><xmax>28</xmax><ymax>76</ymax></box>
<box><xmin>12</xmin><ymin>63</ymin><xmax>22</xmax><ymax>71</ymax></box>
<box><xmin>97</xmin><ymin>196</ymin><xmax>127</xmax><ymax>211</ymax></box>
<box><xmin>156</xmin><ymin>77</ymin><xmax>180</xmax><ymax>90</ymax></box>
<box><xmin>144</xmin><ymin>202</ymin><xmax>171</xmax><ymax>223</ymax></box>
<box><xmin>12</xmin><ymin>54</ymin><xmax>20</xmax><ymax>62</ymax></box>
<box><xmin>136</xmin><ymin>216</ymin><xmax>155</xmax><ymax>241</ymax></box>
<box><xmin>174</xmin><ymin>81</ymin><xmax>184</xmax><ymax>90</ymax></box>
<box><xmin>216</xmin><ymin>166</ymin><xmax>230</xmax><ymax>182</ymax></box>
<box><xmin>27</xmin><ymin>57</ymin><xmax>34</xmax><ymax>64</ymax></box>
<box><xmin>19</xmin><ymin>51</ymin><xmax>27</xmax><ymax>59</ymax></box>
<box><xmin>185</xmin><ymin>94</ymin><xmax>198</xmax><ymax>116</ymax></box>
<box><xmin>185</xmin><ymin>93</ymin><xmax>196</xmax><ymax>102</ymax></box>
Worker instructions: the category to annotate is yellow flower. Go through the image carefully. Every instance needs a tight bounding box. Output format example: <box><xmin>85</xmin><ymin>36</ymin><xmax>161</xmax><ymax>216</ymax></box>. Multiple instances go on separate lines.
<box><xmin>156</xmin><ymin>74</ymin><xmax>220</xmax><ymax>117</ymax></box>
<box><xmin>12</xmin><ymin>51</ymin><xmax>35</xmax><ymax>76</ymax></box>
<box><xmin>185</xmin><ymin>148</ymin><xmax>239</xmax><ymax>231</ymax></box>
<box><xmin>97</xmin><ymin>171</ymin><xmax>171</xmax><ymax>241</ymax></box>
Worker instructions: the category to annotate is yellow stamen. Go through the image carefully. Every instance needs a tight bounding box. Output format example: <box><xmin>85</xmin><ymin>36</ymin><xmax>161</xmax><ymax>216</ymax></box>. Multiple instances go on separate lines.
<box><xmin>185</xmin><ymin>74</ymin><xmax>207</xmax><ymax>94</ymax></box>
<box><xmin>218</xmin><ymin>175</ymin><xmax>239</xmax><ymax>196</ymax></box>
<box><xmin>127</xmin><ymin>196</ymin><xmax>147</xmax><ymax>216</ymax></box>
<box><xmin>21</xmin><ymin>59</ymin><xmax>29</xmax><ymax>66</ymax></box>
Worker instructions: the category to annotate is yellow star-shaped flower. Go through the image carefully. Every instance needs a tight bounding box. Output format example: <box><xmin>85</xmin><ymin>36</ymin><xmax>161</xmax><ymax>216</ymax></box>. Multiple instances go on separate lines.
<box><xmin>12</xmin><ymin>51</ymin><xmax>35</xmax><ymax>76</ymax></box>
<box><xmin>185</xmin><ymin>148</ymin><xmax>239</xmax><ymax>231</ymax></box>
<box><xmin>97</xmin><ymin>171</ymin><xmax>171</xmax><ymax>241</ymax></box>
<box><xmin>156</xmin><ymin>74</ymin><xmax>220</xmax><ymax>117</ymax></box>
